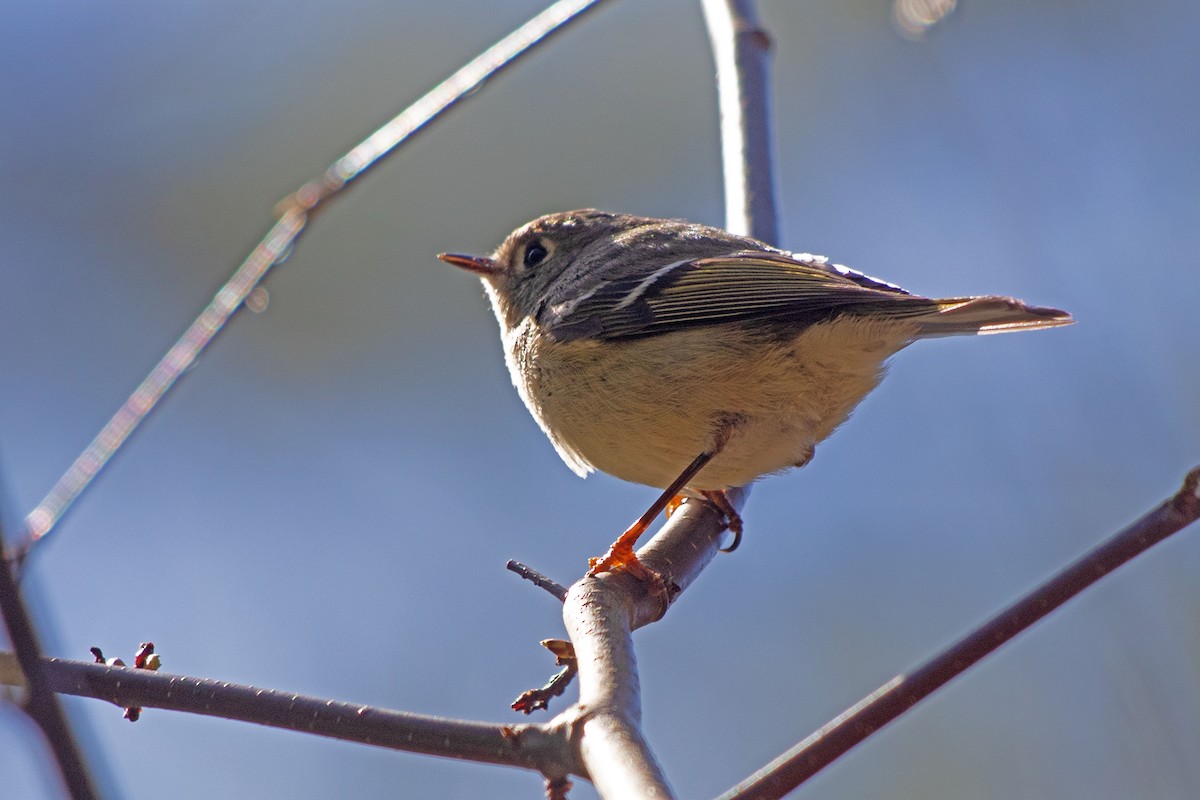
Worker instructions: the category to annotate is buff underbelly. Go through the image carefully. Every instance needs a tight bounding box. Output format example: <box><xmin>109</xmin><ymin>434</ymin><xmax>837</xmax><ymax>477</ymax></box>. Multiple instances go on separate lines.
<box><xmin>513</xmin><ymin>317</ymin><xmax>918</xmax><ymax>491</ymax></box>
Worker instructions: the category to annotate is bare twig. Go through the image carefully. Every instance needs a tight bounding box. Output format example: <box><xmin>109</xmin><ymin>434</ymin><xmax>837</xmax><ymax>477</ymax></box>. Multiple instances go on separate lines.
<box><xmin>0</xmin><ymin>518</ymin><xmax>99</xmax><ymax>798</ymax></box>
<box><xmin>507</xmin><ymin>560</ymin><xmax>569</xmax><ymax>602</ymax></box>
<box><xmin>17</xmin><ymin>0</ymin><xmax>612</xmax><ymax>561</ymax></box>
<box><xmin>513</xmin><ymin>664</ymin><xmax>578</xmax><ymax>714</ymax></box>
<box><xmin>0</xmin><ymin>652</ymin><xmax>581</xmax><ymax>781</ymax></box>
<box><xmin>702</xmin><ymin>0</ymin><xmax>780</xmax><ymax>243</ymax></box>
<box><xmin>512</xmin><ymin>640</ymin><xmax>579</xmax><ymax>714</ymax></box>
<box><xmin>718</xmin><ymin>466</ymin><xmax>1200</xmax><ymax>800</ymax></box>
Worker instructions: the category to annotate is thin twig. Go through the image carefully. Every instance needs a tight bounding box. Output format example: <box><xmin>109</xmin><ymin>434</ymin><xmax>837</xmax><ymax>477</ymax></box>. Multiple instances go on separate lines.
<box><xmin>702</xmin><ymin>0</ymin><xmax>780</xmax><ymax>243</ymax></box>
<box><xmin>512</xmin><ymin>640</ymin><xmax>579</xmax><ymax>714</ymax></box>
<box><xmin>0</xmin><ymin>515</ymin><xmax>99</xmax><ymax>798</ymax></box>
<box><xmin>718</xmin><ymin>466</ymin><xmax>1200</xmax><ymax>800</ymax></box>
<box><xmin>507</xmin><ymin>560</ymin><xmax>569</xmax><ymax>602</ymax></box>
<box><xmin>0</xmin><ymin>652</ymin><xmax>581</xmax><ymax>779</ymax></box>
<box><xmin>513</xmin><ymin>663</ymin><xmax>578</xmax><ymax>715</ymax></box>
<box><xmin>16</xmin><ymin>0</ymin><xmax>611</xmax><ymax>561</ymax></box>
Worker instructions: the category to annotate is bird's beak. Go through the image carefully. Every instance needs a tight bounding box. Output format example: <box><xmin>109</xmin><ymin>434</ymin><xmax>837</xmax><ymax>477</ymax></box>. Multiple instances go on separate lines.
<box><xmin>438</xmin><ymin>252</ymin><xmax>502</xmax><ymax>277</ymax></box>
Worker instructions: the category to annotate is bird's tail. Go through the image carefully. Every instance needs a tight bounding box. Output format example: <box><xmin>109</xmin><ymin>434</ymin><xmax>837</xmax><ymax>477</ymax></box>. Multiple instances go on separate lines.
<box><xmin>913</xmin><ymin>296</ymin><xmax>1073</xmax><ymax>338</ymax></box>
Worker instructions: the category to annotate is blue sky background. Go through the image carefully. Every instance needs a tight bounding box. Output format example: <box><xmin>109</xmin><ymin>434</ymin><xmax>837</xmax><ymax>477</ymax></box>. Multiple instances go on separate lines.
<box><xmin>2</xmin><ymin>1</ymin><xmax>1199</xmax><ymax>798</ymax></box>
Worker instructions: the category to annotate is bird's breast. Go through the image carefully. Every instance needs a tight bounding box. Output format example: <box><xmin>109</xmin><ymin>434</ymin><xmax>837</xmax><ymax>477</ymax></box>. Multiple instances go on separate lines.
<box><xmin>503</xmin><ymin>317</ymin><xmax>917</xmax><ymax>490</ymax></box>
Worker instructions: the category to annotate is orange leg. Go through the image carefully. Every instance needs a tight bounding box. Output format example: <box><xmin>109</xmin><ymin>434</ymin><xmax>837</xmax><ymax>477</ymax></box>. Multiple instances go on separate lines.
<box><xmin>587</xmin><ymin>451</ymin><xmax>715</xmax><ymax>579</ymax></box>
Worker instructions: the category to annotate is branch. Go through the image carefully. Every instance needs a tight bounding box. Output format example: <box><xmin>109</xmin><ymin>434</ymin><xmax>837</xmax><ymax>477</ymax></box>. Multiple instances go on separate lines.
<box><xmin>16</xmin><ymin>0</ymin><xmax>611</xmax><ymax>561</ymax></box>
<box><xmin>507</xmin><ymin>559</ymin><xmax>569</xmax><ymax>602</ymax></box>
<box><xmin>564</xmin><ymin>494</ymin><xmax>742</xmax><ymax>799</ymax></box>
<box><xmin>719</xmin><ymin>466</ymin><xmax>1200</xmax><ymax>800</ymax></box>
<box><xmin>0</xmin><ymin>497</ymin><xmax>740</xmax><ymax>794</ymax></box>
<box><xmin>0</xmin><ymin>653</ymin><xmax>581</xmax><ymax>783</ymax></box>
<box><xmin>702</xmin><ymin>0</ymin><xmax>779</xmax><ymax>243</ymax></box>
<box><xmin>0</xmin><ymin>520</ymin><xmax>99</xmax><ymax>798</ymax></box>
<box><xmin>8</xmin><ymin>467</ymin><xmax>1196</xmax><ymax>798</ymax></box>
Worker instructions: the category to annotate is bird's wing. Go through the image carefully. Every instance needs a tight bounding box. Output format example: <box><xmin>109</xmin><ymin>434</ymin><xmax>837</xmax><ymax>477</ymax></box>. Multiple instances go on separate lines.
<box><xmin>540</xmin><ymin>251</ymin><xmax>940</xmax><ymax>342</ymax></box>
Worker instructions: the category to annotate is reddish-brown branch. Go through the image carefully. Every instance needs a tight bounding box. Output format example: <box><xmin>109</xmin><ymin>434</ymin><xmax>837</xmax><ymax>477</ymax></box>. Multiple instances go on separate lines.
<box><xmin>719</xmin><ymin>466</ymin><xmax>1200</xmax><ymax>800</ymax></box>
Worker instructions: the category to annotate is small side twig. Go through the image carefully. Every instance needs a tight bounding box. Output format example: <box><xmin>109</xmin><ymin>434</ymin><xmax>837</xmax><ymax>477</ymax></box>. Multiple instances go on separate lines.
<box><xmin>719</xmin><ymin>466</ymin><xmax>1200</xmax><ymax>800</ymax></box>
<box><xmin>507</xmin><ymin>560</ymin><xmax>569</xmax><ymax>602</ymax></box>
<box><xmin>513</xmin><ymin>640</ymin><xmax>578</xmax><ymax>714</ymax></box>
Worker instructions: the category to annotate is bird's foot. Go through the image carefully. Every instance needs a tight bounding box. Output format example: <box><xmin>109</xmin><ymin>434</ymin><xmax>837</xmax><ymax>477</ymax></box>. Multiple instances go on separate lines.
<box><xmin>699</xmin><ymin>489</ymin><xmax>744</xmax><ymax>552</ymax></box>
<box><xmin>665</xmin><ymin>494</ymin><xmax>686</xmax><ymax>518</ymax></box>
<box><xmin>587</xmin><ymin>536</ymin><xmax>661</xmax><ymax>583</ymax></box>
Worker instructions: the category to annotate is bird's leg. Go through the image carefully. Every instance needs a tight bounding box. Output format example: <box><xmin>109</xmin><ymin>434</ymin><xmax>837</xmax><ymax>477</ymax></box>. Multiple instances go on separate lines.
<box><xmin>587</xmin><ymin>450</ymin><xmax>715</xmax><ymax>580</ymax></box>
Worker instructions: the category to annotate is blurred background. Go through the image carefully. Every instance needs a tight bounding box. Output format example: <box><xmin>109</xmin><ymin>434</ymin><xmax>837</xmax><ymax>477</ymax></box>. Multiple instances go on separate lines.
<box><xmin>2</xmin><ymin>1</ymin><xmax>1199</xmax><ymax>797</ymax></box>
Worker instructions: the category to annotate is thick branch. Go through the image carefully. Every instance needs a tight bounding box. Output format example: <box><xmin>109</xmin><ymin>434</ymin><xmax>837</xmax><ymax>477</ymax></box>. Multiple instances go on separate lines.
<box><xmin>719</xmin><ymin>466</ymin><xmax>1200</xmax><ymax>800</ymax></box>
<box><xmin>565</xmin><ymin>578</ymin><xmax>671</xmax><ymax>798</ymax></box>
<box><xmin>563</xmin><ymin>494</ymin><xmax>743</xmax><ymax>799</ymax></box>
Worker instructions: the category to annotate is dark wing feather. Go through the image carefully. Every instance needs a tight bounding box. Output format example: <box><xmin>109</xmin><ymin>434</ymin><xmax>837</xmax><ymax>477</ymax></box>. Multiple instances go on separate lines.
<box><xmin>541</xmin><ymin>252</ymin><xmax>940</xmax><ymax>342</ymax></box>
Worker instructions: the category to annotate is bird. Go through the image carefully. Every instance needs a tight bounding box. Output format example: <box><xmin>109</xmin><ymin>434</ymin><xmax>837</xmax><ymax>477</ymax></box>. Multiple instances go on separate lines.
<box><xmin>439</xmin><ymin>209</ymin><xmax>1071</xmax><ymax>580</ymax></box>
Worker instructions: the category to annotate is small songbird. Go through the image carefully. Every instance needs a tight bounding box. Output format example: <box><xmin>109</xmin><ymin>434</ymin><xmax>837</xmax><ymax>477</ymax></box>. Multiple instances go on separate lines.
<box><xmin>440</xmin><ymin>210</ymin><xmax>1071</xmax><ymax>579</ymax></box>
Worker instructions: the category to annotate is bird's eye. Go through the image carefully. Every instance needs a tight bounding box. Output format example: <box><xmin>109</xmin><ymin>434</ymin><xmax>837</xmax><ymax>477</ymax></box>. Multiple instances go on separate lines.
<box><xmin>523</xmin><ymin>240</ymin><xmax>550</xmax><ymax>269</ymax></box>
